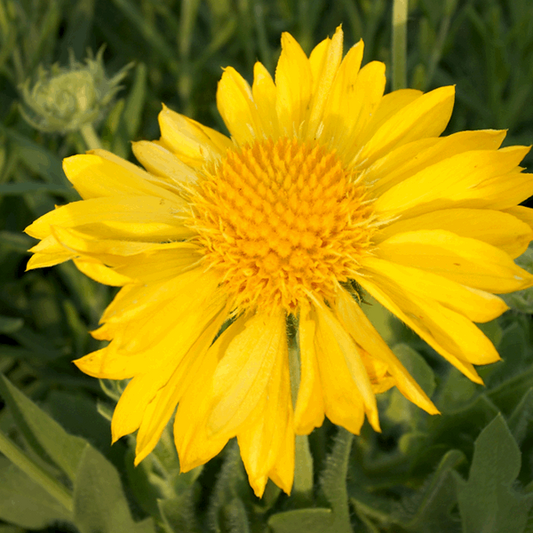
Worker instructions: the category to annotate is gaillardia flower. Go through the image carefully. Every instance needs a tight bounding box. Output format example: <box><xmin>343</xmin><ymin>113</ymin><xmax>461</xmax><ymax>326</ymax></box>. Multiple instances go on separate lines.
<box><xmin>26</xmin><ymin>27</ymin><xmax>533</xmax><ymax>496</ymax></box>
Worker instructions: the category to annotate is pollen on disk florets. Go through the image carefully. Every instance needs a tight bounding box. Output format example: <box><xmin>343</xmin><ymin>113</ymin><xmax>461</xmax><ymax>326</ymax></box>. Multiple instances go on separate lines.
<box><xmin>188</xmin><ymin>137</ymin><xmax>377</xmax><ymax>311</ymax></box>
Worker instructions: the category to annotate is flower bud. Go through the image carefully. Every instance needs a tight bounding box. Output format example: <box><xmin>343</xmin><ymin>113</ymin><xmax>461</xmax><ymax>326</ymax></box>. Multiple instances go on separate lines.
<box><xmin>19</xmin><ymin>48</ymin><xmax>130</xmax><ymax>134</ymax></box>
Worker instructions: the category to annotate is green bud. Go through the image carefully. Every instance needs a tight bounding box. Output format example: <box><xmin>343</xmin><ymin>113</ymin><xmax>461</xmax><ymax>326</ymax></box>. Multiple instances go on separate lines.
<box><xmin>19</xmin><ymin>48</ymin><xmax>131</xmax><ymax>134</ymax></box>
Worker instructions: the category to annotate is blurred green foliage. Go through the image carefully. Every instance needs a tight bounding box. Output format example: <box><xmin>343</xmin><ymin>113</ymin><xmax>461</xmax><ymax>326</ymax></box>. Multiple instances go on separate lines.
<box><xmin>1</xmin><ymin>0</ymin><xmax>533</xmax><ymax>532</ymax></box>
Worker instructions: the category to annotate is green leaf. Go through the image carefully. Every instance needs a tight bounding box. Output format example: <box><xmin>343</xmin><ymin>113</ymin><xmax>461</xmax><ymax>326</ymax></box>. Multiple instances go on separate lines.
<box><xmin>508</xmin><ymin>388</ymin><xmax>533</xmax><ymax>446</ymax></box>
<box><xmin>73</xmin><ymin>444</ymin><xmax>156</xmax><ymax>533</ymax></box>
<box><xmin>268</xmin><ymin>508</ymin><xmax>335</xmax><ymax>533</ymax></box>
<box><xmin>455</xmin><ymin>414</ymin><xmax>533</xmax><ymax>533</ymax></box>
<box><xmin>0</xmin><ymin>456</ymin><xmax>71</xmax><ymax>529</ymax></box>
<box><xmin>437</xmin><ymin>367</ymin><xmax>479</xmax><ymax>412</ymax></box>
<box><xmin>394</xmin><ymin>450</ymin><xmax>465</xmax><ymax>533</ymax></box>
<box><xmin>488</xmin><ymin>365</ymin><xmax>533</xmax><ymax>416</ymax></box>
<box><xmin>0</xmin><ymin>374</ymin><xmax>86</xmax><ymax>483</ymax></box>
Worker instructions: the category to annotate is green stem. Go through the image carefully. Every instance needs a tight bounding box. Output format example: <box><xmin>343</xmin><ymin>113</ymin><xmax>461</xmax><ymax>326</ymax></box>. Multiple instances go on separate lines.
<box><xmin>79</xmin><ymin>122</ymin><xmax>102</xmax><ymax>151</ymax></box>
<box><xmin>320</xmin><ymin>427</ymin><xmax>354</xmax><ymax>533</ymax></box>
<box><xmin>392</xmin><ymin>0</ymin><xmax>408</xmax><ymax>90</ymax></box>
<box><xmin>0</xmin><ymin>431</ymin><xmax>73</xmax><ymax>512</ymax></box>
<box><xmin>288</xmin><ymin>339</ymin><xmax>314</xmax><ymax>503</ymax></box>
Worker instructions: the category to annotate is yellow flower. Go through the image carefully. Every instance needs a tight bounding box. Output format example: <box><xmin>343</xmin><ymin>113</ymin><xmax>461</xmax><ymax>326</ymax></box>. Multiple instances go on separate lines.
<box><xmin>25</xmin><ymin>27</ymin><xmax>533</xmax><ymax>497</ymax></box>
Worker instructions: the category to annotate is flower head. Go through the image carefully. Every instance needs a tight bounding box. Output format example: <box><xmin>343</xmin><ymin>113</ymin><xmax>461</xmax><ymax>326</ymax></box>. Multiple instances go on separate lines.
<box><xmin>19</xmin><ymin>48</ymin><xmax>130</xmax><ymax>133</ymax></box>
<box><xmin>25</xmin><ymin>27</ymin><xmax>533</xmax><ymax>497</ymax></box>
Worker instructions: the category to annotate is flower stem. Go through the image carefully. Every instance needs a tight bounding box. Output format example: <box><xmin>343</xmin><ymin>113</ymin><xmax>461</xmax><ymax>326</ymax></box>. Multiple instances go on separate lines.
<box><xmin>80</xmin><ymin>122</ymin><xmax>103</xmax><ymax>151</ymax></box>
<box><xmin>288</xmin><ymin>339</ymin><xmax>314</xmax><ymax>502</ymax></box>
<box><xmin>392</xmin><ymin>0</ymin><xmax>408</xmax><ymax>90</ymax></box>
<box><xmin>294</xmin><ymin>435</ymin><xmax>313</xmax><ymax>502</ymax></box>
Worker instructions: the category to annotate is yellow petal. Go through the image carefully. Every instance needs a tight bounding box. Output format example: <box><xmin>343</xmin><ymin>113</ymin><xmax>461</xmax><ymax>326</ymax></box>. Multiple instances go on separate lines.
<box><xmin>158</xmin><ymin>104</ymin><xmax>231</xmax><ymax>166</ymax></box>
<box><xmin>503</xmin><ymin>205</ymin><xmax>533</xmax><ymax>232</ymax></box>
<box><xmin>134</xmin><ymin>310</ymin><xmax>228</xmax><ymax>465</ymax></box>
<box><xmin>321</xmin><ymin>40</ymin><xmax>365</xmax><ymax>131</ymax></box>
<box><xmin>113</xmin><ymin>243</ymin><xmax>202</xmax><ymax>283</ymax></box>
<box><xmin>365</xmin><ymin>129</ymin><xmax>507</xmax><ymax>197</ymax></box>
<box><xmin>109</xmin><ymin>289</ymin><xmax>227</xmax><ymax>442</ymax></box>
<box><xmin>364</xmin><ymin>256</ymin><xmax>508</xmax><ymax>323</ymax></box>
<box><xmin>376</xmin><ymin>229</ymin><xmax>533</xmax><ymax>293</ymax></box>
<box><xmin>467</xmin><ymin>169</ymin><xmax>533</xmax><ymax>210</ymax></box>
<box><xmin>111</xmin><ymin>375</ymin><xmax>158</xmax><ymax>440</ymax></box>
<box><xmin>275</xmin><ymin>32</ymin><xmax>313</xmax><ymax>136</ymax></box>
<box><xmin>73</xmin><ymin>257</ymin><xmax>132</xmax><ymax>286</ymax></box>
<box><xmin>267</xmin><ymin>421</ymin><xmax>295</xmax><ymax>496</ymax></box>
<box><xmin>356</xmin><ymin>88</ymin><xmax>422</xmax><ymax>147</ymax></box>
<box><xmin>25</xmin><ymin>195</ymin><xmax>191</xmax><ymax>242</ymax></box>
<box><xmin>174</xmin><ymin>317</ymin><xmax>248</xmax><ymax>472</ymax></box>
<box><xmin>359</xmin><ymin>284</ymin><xmax>483</xmax><ymax>383</ymax></box>
<box><xmin>294</xmin><ymin>302</ymin><xmax>325</xmax><ymax>435</ymax></box>
<box><xmin>356</xmin><ymin>271</ymin><xmax>498</xmax><ymax>378</ymax></box>
<box><xmin>334</xmin><ymin>290</ymin><xmax>438</xmax><ymax>414</ymax></box>
<box><xmin>321</xmin><ymin>50</ymin><xmax>385</xmax><ymax>160</ymax></box>
<box><xmin>374</xmin><ymin>146</ymin><xmax>530</xmax><ymax>219</ymax></box>
<box><xmin>108</xmin><ymin>271</ymin><xmax>223</xmax><ymax>355</ymax></box>
<box><xmin>237</xmin><ymin>342</ymin><xmax>293</xmax><ymax>497</ymax></box>
<box><xmin>354</xmin><ymin>86</ymin><xmax>455</xmax><ymax>167</ymax></box>
<box><xmin>50</xmin><ymin>225</ymin><xmax>170</xmax><ymax>258</ymax></box>
<box><xmin>74</xmin><ymin>341</ymin><xmax>140</xmax><ymax>380</ymax></box>
<box><xmin>26</xmin><ymin>236</ymin><xmax>75</xmax><ymax>270</ymax></box>
<box><xmin>132</xmin><ymin>141</ymin><xmax>198</xmax><ymax>185</ymax></box>
<box><xmin>217</xmin><ymin>66</ymin><xmax>261</xmax><ymax>145</ymax></box>
<box><xmin>304</xmin><ymin>26</ymin><xmax>343</xmax><ymax>139</ymax></box>
<box><xmin>313</xmin><ymin>300</ymin><xmax>380</xmax><ymax>432</ymax></box>
<box><xmin>376</xmin><ymin>208</ymin><xmax>533</xmax><ymax>259</ymax></box>
<box><xmin>63</xmin><ymin>153</ymin><xmax>178</xmax><ymax>201</ymax></box>
<box><xmin>208</xmin><ymin>309</ymin><xmax>287</xmax><ymax>438</ymax></box>
<box><xmin>252</xmin><ymin>61</ymin><xmax>279</xmax><ymax>138</ymax></box>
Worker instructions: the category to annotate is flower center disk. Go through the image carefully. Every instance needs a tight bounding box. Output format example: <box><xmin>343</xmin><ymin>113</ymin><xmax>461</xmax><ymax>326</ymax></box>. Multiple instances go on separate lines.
<box><xmin>190</xmin><ymin>137</ymin><xmax>376</xmax><ymax>311</ymax></box>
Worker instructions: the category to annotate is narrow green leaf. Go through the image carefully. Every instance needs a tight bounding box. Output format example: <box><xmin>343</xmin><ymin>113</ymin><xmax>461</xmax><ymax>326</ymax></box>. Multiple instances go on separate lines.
<box><xmin>0</xmin><ymin>125</ymin><xmax>73</xmax><ymax>193</ymax></box>
<box><xmin>0</xmin><ymin>456</ymin><xmax>71</xmax><ymax>529</ymax></box>
<box><xmin>455</xmin><ymin>414</ymin><xmax>533</xmax><ymax>533</ymax></box>
<box><xmin>0</xmin><ymin>374</ymin><xmax>87</xmax><ymax>482</ymax></box>
<box><xmin>0</xmin><ymin>230</ymin><xmax>33</xmax><ymax>253</ymax></box>
<box><xmin>73</xmin><ymin>445</ymin><xmax>156</xmax><ymax>533</ymax></box>
<box><xmin>110</xmin><ymin>0</ymin><xmax>177</xmax><ymax>68</ymax></box>
<box><xmin>0</xmin><ymin>181</ymin><xmax>70</xmax><ymax>196</ymax></box>
<box><xmin>123</xmin><ymin>62</ymin><xmax>147</xmax><ymax>138</ymax></box>
<box><xmin>0</xmin><ymin>431</ymin><xmax>73</xmax><ymax>513</ymax></box>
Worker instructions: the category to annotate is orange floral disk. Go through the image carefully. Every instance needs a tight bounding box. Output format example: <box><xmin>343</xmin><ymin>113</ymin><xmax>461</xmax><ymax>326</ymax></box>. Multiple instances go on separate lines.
<box><xmin>26</xmin><ymin>27</ymin><xmax>533</xmax><ymax>497</ymax></box>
